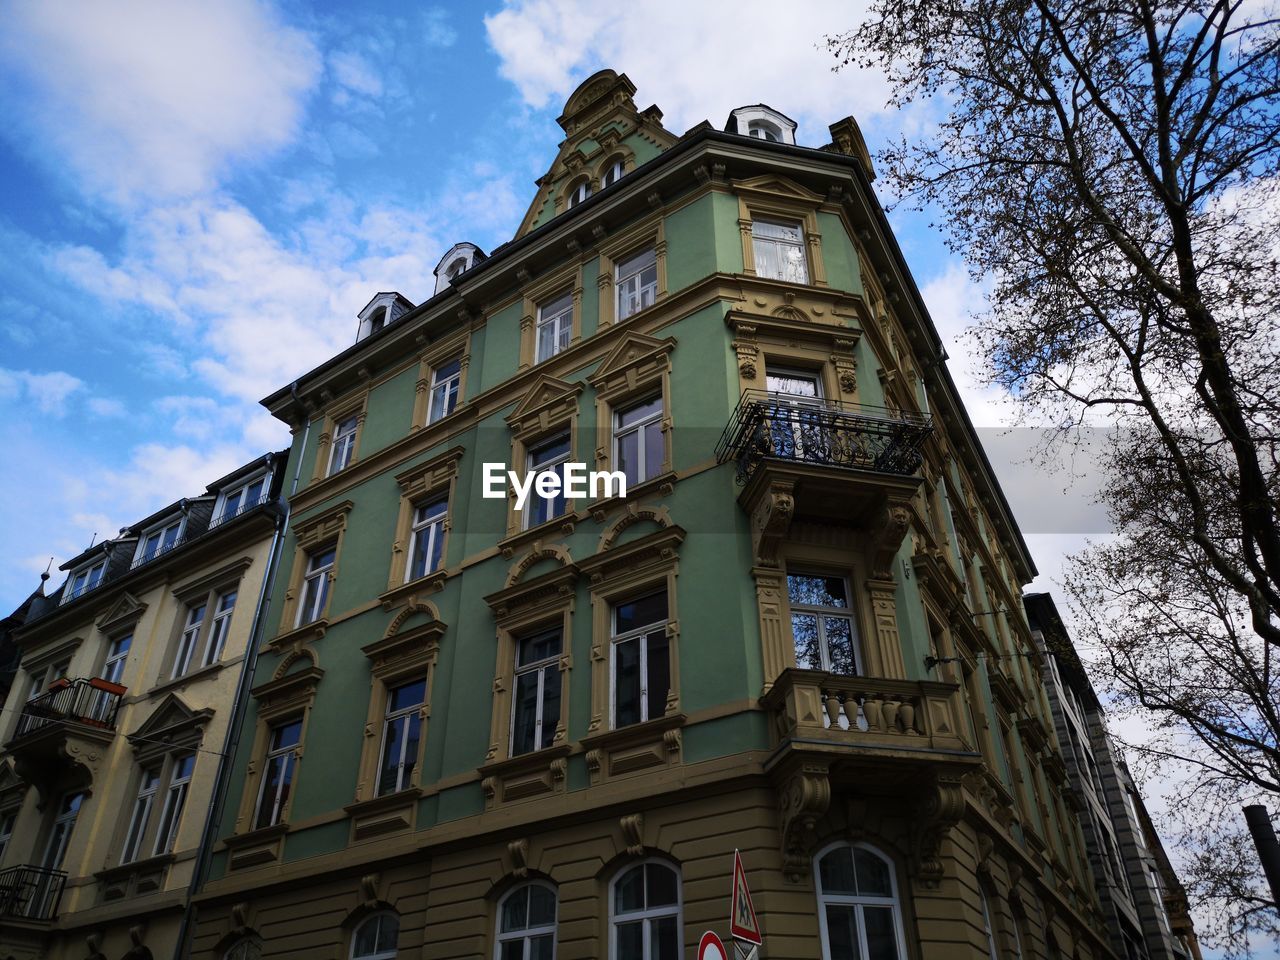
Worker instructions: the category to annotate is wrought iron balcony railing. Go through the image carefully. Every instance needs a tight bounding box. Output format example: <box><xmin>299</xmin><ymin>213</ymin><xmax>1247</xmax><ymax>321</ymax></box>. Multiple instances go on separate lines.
<box><xmin>0</xmin><ymin>864</ymin><xmax>68</xmax><ymax>922</ymax></box>
<box><xmin>12</xmin><ymin>677</ymin><xmax>126</xmax><ymax>741</ymax></box>
<box><xmin>716</xmin><ymin>390</ymin><xmax>933</xmax><ymax>484</ymax></box>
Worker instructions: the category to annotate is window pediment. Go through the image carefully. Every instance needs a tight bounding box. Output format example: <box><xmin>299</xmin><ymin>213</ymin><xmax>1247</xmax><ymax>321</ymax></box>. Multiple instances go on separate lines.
<box><xmin>292</xmin><ymin>500</ymin><xmax>353</xmax><ymax>551</ymax></box>
<box><xmin>96</xmin><ymin>591</ymin><xmax>148</xmax><ymax>633</ymax></box>
<box><xmin>505</xmin><ymin>375</ymin><xmax>584</xmax><ymax>437</ymax></box>
<box><xmin>733</xmin><ymin>174</ymin><xmax>825</xmax><ymax>208</ymax></box>
<box><xmin>361</xmin><ymin>619</ymin><xmax>445</xmax><ymax>681</ymax></box>
<box><xmin>394</xmin><ymin>446</ymin><xmax>464</xmax><ymax>500</ymax></box>
<box><xmin>587</xmin><ymin>333</ymin><xmax>674</xmax><ymax>399</ymax></box>
<box><xmin>129</xmin><ymin>693</ymin><xmax>213</xmax><ymax>759</ymax></box>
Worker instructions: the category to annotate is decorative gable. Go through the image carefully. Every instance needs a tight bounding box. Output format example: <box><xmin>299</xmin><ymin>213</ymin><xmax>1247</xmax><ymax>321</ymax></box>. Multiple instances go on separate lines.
<box><xmin>128</xmin><ymin>693</ymin><xmax>213</xmax><ymax>760</ymax></box>
<box><xmin>505</xmin><ymin>374</ymin><xmax>584</xmax><ymax>437</ymax></box>
<box><xmin>96</xmin><ymin>591</ymin><xmax>148</xmax><ymax>633</ymax></box>
<box><xmin>732</xmin><ymin>174</ymin><xmax>826</xmax><ymax>208</ymax></box>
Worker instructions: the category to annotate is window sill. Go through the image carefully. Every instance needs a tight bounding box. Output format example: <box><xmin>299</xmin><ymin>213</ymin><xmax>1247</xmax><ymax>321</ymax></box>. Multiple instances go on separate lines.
<box><xmin>267</xmin><ymin>618</ymin><xmax>328</xmax><ymax>652</ymax></box>
<box><xmin>223</xmin><ymin>821</ymin><xmax>289</xmax><ymax>870</ymax></box>
<box><xmin>580</xmin><ymin>712</ymin><xmax>686</xmax><ymax>785</ymax></box>
<box><xmin>581</xmin><ymin>711</ymin><xmax>686</xmax><ymax>754</ymax></box>
<box><xmin>588</xmin><ymin>471</ymin><xmax>677</xmax><ymax>522</ymax></box>
<box><xmin>344</xmin><ymin>787</ymin><xmax>423</xmax><ymax>841</ymax></box>
<box><xmin>147</xmin><ymin>659</ymin><xmax>226</xmax><ymax>698</ymax></box>
<box><xmin>499</xmin><ymin>512</ymin><xmax>581</xmax><ymax>558</ymax></box>
<box><xmin>378</xmin><ymin>569</ymin><xmax>448</xmax><ymax>610</ymax></box>
<box><xmin>95</xmin><ymin>852</ymin><xmax>175</xmax><ymax>901</ymax></box>
<box><xmin>478</xmin><ymin>743</ymin><xmax>572</xmax><ymax>809</ymax></box>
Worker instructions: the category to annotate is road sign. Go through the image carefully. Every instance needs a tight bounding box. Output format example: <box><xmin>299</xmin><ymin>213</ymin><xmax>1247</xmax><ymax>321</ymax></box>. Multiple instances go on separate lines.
<box><xmin>698</xmin><ymin>931</ymin><xmax>728</xmax><ymax>960</ymax></box>
<box><xmin>729</xmin><ymin>849</ymin><xmax>762</xmax><ymax>945</ymax></box>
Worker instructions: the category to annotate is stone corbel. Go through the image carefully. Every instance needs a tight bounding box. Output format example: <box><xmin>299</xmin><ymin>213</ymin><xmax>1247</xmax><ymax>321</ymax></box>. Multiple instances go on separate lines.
<box><xmin>779</xmin><ymin>762</ymin><xmax>831</xmax><ymax>882</ymax></box>
<box><xmin>870</xmin><ymin>501</ymin><xmax>912</xmax><ymax>581</ymax></box>
<box><xmin>750</xmin><ymin>480</ymin><xmax>795</xmax><ymax>566</ymax></box>
<box><xmin>508</xmin><ymin>838</ymin><xmax>530</xmax><ymax>878</ymax></box>
<box><xmin>912</xmin><ymin>773</ymin><xmax>966</xmax><ymax>888</ymax></box>
<box><xmin>620</xmin><ymin>813</ymin><xmax>644</xmax><ymax>856</ymax></box>
<box><xmin>832</xmin><ymin>336</ymin><xmax>859</xmax><ymax>394</ymax></box>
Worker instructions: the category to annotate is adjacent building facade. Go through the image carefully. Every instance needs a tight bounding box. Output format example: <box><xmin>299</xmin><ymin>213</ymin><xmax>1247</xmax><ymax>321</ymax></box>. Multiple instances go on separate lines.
<box><xmin>0</xmin><ymin>453</ymin><xmax>286</xmax><ymax>960</ymax></box>
<box><xmin>179</xmin><ymin>71</ymin><xmax>1148</xmax><ymax>960</ymax></box>
<box><xmin>1025</xmin><ymin>593</ymin><xmax>1203</xmax><ymax>960</ymax></box>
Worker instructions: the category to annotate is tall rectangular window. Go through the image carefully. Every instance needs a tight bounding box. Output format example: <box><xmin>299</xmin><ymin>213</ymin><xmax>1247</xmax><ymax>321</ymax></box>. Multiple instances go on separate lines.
<box><xmin>535</xmin><ymin>293</ymin><xmax>573</xmax><ymax>363</ymax></box>
<box><xmin>136</xmin><ymin>519</ymin><xmax>183</xmax><ymax>565</ymax></box>
<box><xmin>255</xmin><ymin>719</ymin><xmax>302</xmax><ymax>829</ymax></box>
<box><xmin>752</xmin><ymin>219</ymin><xmax>808</xmax><ymax>283</ymax></box>
<box><xmin>328</xmin><ymin>415</ymin><xmax>358</xmax><ymax>475</ymax></box>
<box><xmin>525</xmin><ymin>434</ymin><xmax>571</xmax><ymax>529</ymax></box>
<box><xmin>102</xmin><ymin>634</ymin><xmax>131</xmax><ymax>684</ymax></box>
<box><xmin>613</xmin><ymin>396</ymin><xmax>663</xmax><ymax>488</ymax></box>
<box><xmin>121</xmin><ymin>766</ymin><xmax>159</xmax><ymax>864</ymax></box>
<box><xmin>788</xmin><ymin>573</ymin><xmax>861</xmax><ymax>675</ymax></box>
<box><xmin>611</xmin><ymin>590</ymin><xmax>670</xmax><ymax>729</ymax></box>
<box><xmin>407</xmin><ymin>499</ymin><xmax>448</xmax><ymax>582</ymax></box>
<box><xmin>0</xmin><ymin>809</ymin><xmax>14</xmax><ymax>864</ymax></box>
<box><xmin>428</xmin><ymin>358</ymin><xmax>462</xmax><ymax>424</ymax></box>
<box><xmin>203</xmin><ymin>589</ymin><xmax>237</xmax><ymax>667</ymax></box>
<box><xmin>297</xmin><ymin>545</ymin><xmax>336</xmax><ymax>626</ymax></box>
<box><xmin>153</xmin><ymin>753</ymin><xmax>195</xmax><ymax>855</ymax></box>
<box><xmin>377</xmin><ymin>679</ymin><xmax>425</xmax><ymax>796</ymax></box>
<box><xmin>615</xmin><ymin>248</ymin><xmax>657</xmax><ymax>321</ymax></box>
<box><xmin>510</xmin><ymin>628</ymin><xmax>562</xmax><ymax>756</ymax></box>
<box><xmin>174</xmin><ymin>603</ymin><xmax>205</xmax><ymax>678</ymax></box>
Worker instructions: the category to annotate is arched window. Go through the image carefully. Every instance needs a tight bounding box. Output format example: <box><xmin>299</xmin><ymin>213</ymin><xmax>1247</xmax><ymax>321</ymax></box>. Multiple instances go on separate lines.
<box><xmin>496</xmin><ymin>882</ymin><xmax>557</xmax><ymax>959</ymax></box>
<box><xmin>223</xmin><ymin>937</ymin><xmax>262</xmax><ymax>960</ymax></box>
<box><xmin>814</xmin><ymin>842</ymin><xmax>907</xmax><ymax>960</ymax></box>
<box><xmin>567</xmin><ymin>181</ymin><xmax>591</xmax><ymax>208</ymax></box>
<box><xmin>747</xmin><ymin>120</ymin><xmax>781</xmax><ymax>142</ymax></box>
<box><xmin>351</xmin><ymin>912</ymin><xmax>399</xmax><ymax>960</ymax></box>
<box><xmin>446</xmin><ymin>258</ymin><xmax>468</xmax><ymax>281</ymax></box>
<box><xmin>610</xmin><ymin>860</ymin><xmax>681</xmax><ymax>960</ymax></box>
<box><xmin>602</xmin><ymin>159</ymin><xmax>626</xmax><ymax>188</ymax></box>
<box><xmin>980</xmin><ymin>887</ymin><xmax>1000</xmax><ymax>959</ymax></box>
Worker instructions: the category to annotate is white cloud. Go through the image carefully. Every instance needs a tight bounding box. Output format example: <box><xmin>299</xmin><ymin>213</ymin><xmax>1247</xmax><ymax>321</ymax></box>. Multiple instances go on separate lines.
<box><xmin>87</xmin><ymin>397</ymin><xmax>127</xmax><ymax>418</ymax></box>
<box><xmin>484</xmin><ymin>0</ymin><xmax>885</xmax><ymax>142</ymax></box>
<box><xmin>0</xmin><ymin>367</ymin><xmax>84</xmax><ymax>414</ymax></box>
<box><xmin>423</xmin><ymin>8</ymin><xmax>458</xmax><ymax>48</ymax></box>
<box><xmin>0</xmin><ymin>0</ymin><xmax>321</xmax><ymax>203</ymax></box>
<box><xmin>330</xmin><ymin>50</ymin><xmax>383</xmax><ymax>99</ymax></box>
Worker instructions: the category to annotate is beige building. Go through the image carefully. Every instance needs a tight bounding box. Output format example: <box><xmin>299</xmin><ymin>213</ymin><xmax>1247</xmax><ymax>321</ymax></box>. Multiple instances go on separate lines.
<box><xmin>0</xmin><ymin>452</ymin><xmax>285</xmax><ymax>960</ymax></box>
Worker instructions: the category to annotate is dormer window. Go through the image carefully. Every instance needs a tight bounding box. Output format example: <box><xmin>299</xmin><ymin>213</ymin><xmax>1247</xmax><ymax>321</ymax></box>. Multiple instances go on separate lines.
<box><xmin>134</xmin><ymin>519</ymin><xmax>184</xmax><ymax>567</ymax></box>
<box><xmin>445</xmin><ymin>259</ymin><xmax>467</xmax><ymax>281</ymax></box>
<box><xmin>368</xmin><ymin>308</ymin><xmax>387</xmax><ymax>335</ymax></box>
<box><xmin>64</xmin><ymin>560</ymin><xmax>106</xmax><ymax>603</ymax></box>
<box><xmin>567</xmin><ymin>182</ymin><xmax>591</xmax><ymax>209</ymax></box>
<box><xmin>432</xmin><ymin>243</ymin><xmax>487</xmax><ymax>295</ymax></box>
<box><xmin>748</xmin><ymin>120</ymin><xmax>781</xmax><ymax>142</ymax></box>
<box><xmin>216</xmin><ymin>472</ymin><xmax>269</xmax><ymax>526</ymax></box>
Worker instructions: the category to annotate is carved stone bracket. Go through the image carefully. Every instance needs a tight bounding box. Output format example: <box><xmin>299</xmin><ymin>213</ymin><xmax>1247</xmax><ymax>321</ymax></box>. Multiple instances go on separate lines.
<box><xmin>508</xmin><ymin>838</ymin><xmax>530</xmax><ymax>878</ymax></box>
<box><xmin>779</xmin><ymin>762</ymin><xmax>831</xmax><ymax>882</ymax></box>
<box><xmin>750</xmin><ymin>480</ymin><xmax>795</xmax><ymax>566</ymax></box>
<box><xmin>620</xmin><ymin>813</ymin><xmax>644</xmax><ymax>856</ymax></box>
<box><xmin>870</xmin><ymin>502</ymin><xmax>912</xmax><ymax>580</ymax></box>
<box><xmin>912</xmin><ymin>774</ymin><xmax>966</xmax><ymax>888</ymax></box>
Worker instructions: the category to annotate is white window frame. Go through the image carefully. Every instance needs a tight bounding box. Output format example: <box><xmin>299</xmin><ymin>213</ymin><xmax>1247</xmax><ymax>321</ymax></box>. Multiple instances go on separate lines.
<box><xmin>615</xmin><ymin>248</ymin><xmax>658</xmax><ymax>321</ymax></box>
<box><xmin>376</xmin><ymin>678</ymin><xmax>426</xmax><ymax>797</ymax></box>
<box><xmin>814</xmin><ymin>841</ymin><xmax>908</xmax><ymax>960</ymax></box>
<box><xmin>296</xmin><ymin>545</ymin><xmax>336</xmax><ymax>626</ymax></box>
<box><xmin>981</xmin><ymin>887</ymin><xmax>1001</xmax><ymax>960</ymax></box>
<box><xmin>134</xmin><ymin>518</ymin><xmax>184</xmax><ymax>566</ymax></box>
<box><xmin>612</xmin><ymin>395</ymin><xmax>663</xmax><ymax>488</ymax></box>
<box><xmin>751</xmin><ymin>218</ymin><xmax>809</xmax><ymax>283</ymax></box>
<box><xmin>254</xmin><ymin>719</ymin><xmax>301</xmax><ymax>830</ymax></box>
<box><xmin>27</xmin><ymin>660</ymin><xmax>69</xmax><ymax>701</ymax></box>
<box><xmin>603</xmin><ymin>160</ymin><xmax>625</xmax><ymax>188</ymax></box>
<box><xmin>567</xmin><ymin>181</ymin><xmax>590</xmax><ymax>208</ymax></box>
<box><xmin>747</xmin><ymin>120</ymin><xmax>781</xmax><ymax>141</ymax></box>
<box><xmin>495</xmin><ymin>881</ymin><xmax>558</xmax><ymax>960</ymax></box>
<box><xmin>351</xmin><ymin>912</ymin><xmax>400</xmax><ymax>960</ymax></box>
<box><xmin>406</xmin><ymin>498</ymin><xmax>448</xmax><ymax>582</ymax></box>
<box><xmin>216</xmin><ymin>471</ymin><xmax>270</xmax><ymax>526</ymax></box>
<box><xmin>102</xmin><ymin>633</ymin><xmax>131</xmax><ymax>684</ymax></box>
<box><xmin>44</xmin><ymin>792</ymin><xmax>83</xmax><ymax>870</ymax></box>
<box><xmin>509</xmin><ymin>628</ymin><xmax>563</xmax><ymax>758</ymax></box>
<box><xmin>174</xmin><ymin>602</ymin><xmax>206</xmax><ymax>678</ymax></box>
<box><xmin>787</xmin><ymin>572</ymin><xmax>863</xmax><ymax>677</ymax></box>
<box><xmin>153</xmin><ymin>753</ymin><xmax>195</xmax><ymax>856</ymax></box>
<box><xmin>428</xmin><ymin>357</ymin><xmax>463</xmax><ymax>424</ymax></box>
<box><xmin>609</xmin><ymin>859</ymin><xmax>682</xmax><ymax>960</ymax></box>
<box><xmin>203</xmin><ymin>588</ymin><xmax>238</xmax><ymax>667</ymax></box>
<box><xmin>523</xmin><ymin>434</ymin><xmax>572</xmax><ymax>530</ymax></box>
<box><xmin>328</xmin><ymin>415</ymin><xmax>359</xmax><ymax>476</ymax></box>
<box><xmin>63</xmin><ymin>559</ymin><xmax>106</xmax><ymax>603</ymax></box>
<box><xmin>610</xmin><ymin>592</ymin><xmax>669</xmax><ymax>730</ymax></box>
<box><xmin>120</xmin><ymin>765</ymin><xmax>160</xmax><ymax>864</ymax></box>
<box><xmin>0</xmin><ymin>809</ymin><xmax>15</xmax><ymax>865</ymax></box>
<box><xmin>535</xmin><ymin>293</ymin><xmax>573</xmax><ymax>363</ymax></box>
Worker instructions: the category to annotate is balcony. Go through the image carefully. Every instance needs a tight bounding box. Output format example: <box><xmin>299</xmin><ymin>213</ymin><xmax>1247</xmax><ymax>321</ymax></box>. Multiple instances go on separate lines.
<box><xmin>762</xmin><ymin>668</ymin><xmax>979</xmax><ymax>780</ymax></box>
<box><xmin>0</xmin><ymin>864</ymin><xmax>68</xmax><ymax>922</ymax></box>
<box><xmin>8</xmin><ymin>678</ymin><xmax>124</xmax><ymax>789</ymax></box>
<box><xmin>716</xmin><ymin>390</ymin><xmax>932</xmax><ymax>485</ymax></box>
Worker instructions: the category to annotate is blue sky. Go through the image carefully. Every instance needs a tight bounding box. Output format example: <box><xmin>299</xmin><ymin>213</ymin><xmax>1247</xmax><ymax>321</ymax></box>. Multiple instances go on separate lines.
<box><xmin>0</xmin><ymin>0</ymin><xmax>1092</xmax><ymax>607</ymax></box>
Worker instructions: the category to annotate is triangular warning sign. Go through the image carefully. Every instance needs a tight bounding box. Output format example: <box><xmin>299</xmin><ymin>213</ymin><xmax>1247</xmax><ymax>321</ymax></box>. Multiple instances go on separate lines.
<box><xmin>729</xmin><ymin>849</ymin><xmax>762</xmax><ymax>945</ymax></box>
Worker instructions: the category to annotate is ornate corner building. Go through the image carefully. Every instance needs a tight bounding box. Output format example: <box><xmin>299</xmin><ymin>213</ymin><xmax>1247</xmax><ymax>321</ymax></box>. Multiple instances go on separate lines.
<box><xmin>0</xmin><ymin>71</ymin><xmax>1200</xmax><ymax>960</ymax></box>
<box><xmin>0</xmin><ymin>453</ymin><xmax>288</xmax><ymax>960</ymax></box>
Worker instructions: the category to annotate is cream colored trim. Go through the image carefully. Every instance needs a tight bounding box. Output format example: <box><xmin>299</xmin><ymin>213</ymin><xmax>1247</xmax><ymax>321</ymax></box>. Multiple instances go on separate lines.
<box><xmin>519</xmin><ymin>262</ymin><xmax>584</xmax><ymax>370</ymax></box>
<box><xmin>734</xmin><ymin>174</ymin><xmax>827</xmax><ymax>287</ymax></box>
<box><xmin>411</xmin><ymin>330</ymin><xmax>472</xmax><ymax>431</ymax></box>
<box><xmin>312</xmin><ymin>392</ymin><xmax>369</xmax><ymax>483</ymax></box>
<box><xmin>279</xmin><ymin>501</ymin><xmax>353</xmax><ymax>632</ymax></box>
<box><xmin>387</xmin><ymin>448</ymin><xmax>464</xmax><ymax>592</ymax></box>
<box><xmin>595</xmin><ymin>215</ymin><xmax>667</xmax><ymax>329</ymax></box>
<box><xmin>587</xmin><ymin>333</ymin><xmax>675</xmax><ymax>486</ymax></box>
